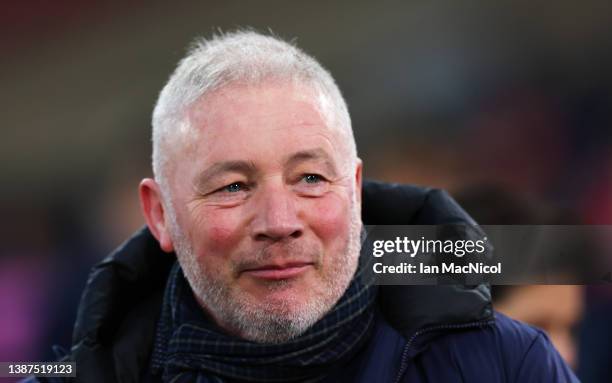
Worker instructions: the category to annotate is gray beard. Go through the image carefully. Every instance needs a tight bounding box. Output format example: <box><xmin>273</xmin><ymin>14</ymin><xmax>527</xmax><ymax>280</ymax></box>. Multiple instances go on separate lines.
<box><xmin>168</xmin><ymin>202</ymin><xmax>362</xmax><ymax>343</ymax></box>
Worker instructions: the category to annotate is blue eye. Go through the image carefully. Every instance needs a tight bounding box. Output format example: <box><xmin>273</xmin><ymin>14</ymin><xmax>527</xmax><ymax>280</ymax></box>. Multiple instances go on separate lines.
<box><xmin>304</xmin><ymin>174</ymin><xmax>321</xmax><ymax>184</ymax></box>
<box><xmin>225</xmin><ymin>183</ymin><xmax>243</xmax><ymax>192</ymax></box>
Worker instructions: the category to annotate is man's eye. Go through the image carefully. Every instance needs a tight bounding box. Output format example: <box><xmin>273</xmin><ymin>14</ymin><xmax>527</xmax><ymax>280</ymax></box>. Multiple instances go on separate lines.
<box><xmin>296</xmin><ymin>174</ymin><xmax>329</xmax><ymax>196</ymax></box>
<box><xmin>303</xmin><ymin>174</ymin><xmax>322</xmax><ymax>184</ymax></box>
<box><xmin>224</xmin><ymin>182</ymin><xmax>246</xmax><ymax>193</ymax></box>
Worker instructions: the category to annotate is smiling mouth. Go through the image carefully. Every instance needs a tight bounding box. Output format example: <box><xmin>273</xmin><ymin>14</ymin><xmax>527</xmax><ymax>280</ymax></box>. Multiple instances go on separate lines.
<box><xmin>241</xmin><ymin>262</ymin><xmax>314</xmax><ymax>280</ymax></box>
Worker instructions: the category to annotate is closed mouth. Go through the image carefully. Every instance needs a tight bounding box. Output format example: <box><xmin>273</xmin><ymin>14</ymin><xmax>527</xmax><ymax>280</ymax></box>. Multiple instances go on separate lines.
<box><xmin>240</xmin><ymin>262</ymin><xmax>314</xmax><ymax>280</ymax></box>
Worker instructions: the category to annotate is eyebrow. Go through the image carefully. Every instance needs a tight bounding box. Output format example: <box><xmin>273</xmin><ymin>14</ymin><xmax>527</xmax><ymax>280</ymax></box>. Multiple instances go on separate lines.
<box><xmin>193</xmin><ymin>160</ymin><xmax>257</xmax><ymax>190</ymax></box>
<box><xmin>285</xmin><ymin>149</ymin><xmax>338</xmax><ymax>177</ymax></box>
<box><xmin>194</xmin><ymin>148</ymin><xmax>339</xmax><ymax>190</ymax></box>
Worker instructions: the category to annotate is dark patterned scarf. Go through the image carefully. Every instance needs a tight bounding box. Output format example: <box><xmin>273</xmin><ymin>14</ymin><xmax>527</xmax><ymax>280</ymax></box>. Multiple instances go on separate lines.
<box><xmin>150</xmin><ymin>258</ymin><xmax>377</xmax><ymax>383</ymax></box>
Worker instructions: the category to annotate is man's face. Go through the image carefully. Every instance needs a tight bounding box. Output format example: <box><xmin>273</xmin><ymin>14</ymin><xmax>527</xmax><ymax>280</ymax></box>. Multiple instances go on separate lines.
<box><xmin>163</xmin><ymin>80</ymin><xmax>362</xmax><ymax>342</ymax></box>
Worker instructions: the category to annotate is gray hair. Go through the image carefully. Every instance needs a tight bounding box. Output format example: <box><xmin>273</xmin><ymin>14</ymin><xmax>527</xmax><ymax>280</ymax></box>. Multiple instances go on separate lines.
<box><xmin>151</xmin><ymin>30</ymin><xmax>355</xmax><ymax>198</ymax></box>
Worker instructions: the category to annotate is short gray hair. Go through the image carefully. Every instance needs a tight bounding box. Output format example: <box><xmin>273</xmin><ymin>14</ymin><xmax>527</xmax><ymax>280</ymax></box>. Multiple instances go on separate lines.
<box><xmin>151</xmin><ymin>30</ymin><xmax>355</xmax><ymax>196</ymax></box>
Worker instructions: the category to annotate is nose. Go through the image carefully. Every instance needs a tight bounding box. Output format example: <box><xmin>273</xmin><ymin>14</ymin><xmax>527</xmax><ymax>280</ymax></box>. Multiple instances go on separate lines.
<box><xmin>251</xmin><ymin>183</ymin><xmax>304</xmax><ymax>242</ymax></box>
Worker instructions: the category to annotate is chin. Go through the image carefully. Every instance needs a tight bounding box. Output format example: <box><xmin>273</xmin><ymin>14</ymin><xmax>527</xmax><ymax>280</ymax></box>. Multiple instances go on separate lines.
<box><xmin>233</xmin><ymin>289</ymin><xmax>328</xmax><ymax>343</ymax></box>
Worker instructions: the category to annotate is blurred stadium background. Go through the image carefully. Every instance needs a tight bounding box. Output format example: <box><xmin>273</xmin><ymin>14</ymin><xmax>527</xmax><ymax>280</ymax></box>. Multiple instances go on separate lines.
<box><xmin>1</xmin><ymin>1</ymin><xmax>611</xmax><ymax>382</ymax></box>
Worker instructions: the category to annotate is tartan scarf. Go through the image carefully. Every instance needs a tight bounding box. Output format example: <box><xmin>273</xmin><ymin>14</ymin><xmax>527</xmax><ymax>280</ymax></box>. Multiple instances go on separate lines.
<box><xmin>150</xmin><ymin>259</ymin><xmax>377</xmax><ymax>383</ymax></box>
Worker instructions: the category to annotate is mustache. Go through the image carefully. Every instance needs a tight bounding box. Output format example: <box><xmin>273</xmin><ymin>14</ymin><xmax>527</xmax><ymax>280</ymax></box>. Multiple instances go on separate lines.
<box><xmin>232</xmin><ymin>241</ymin><xmax>322</xmax><ymax>276</ymax></box>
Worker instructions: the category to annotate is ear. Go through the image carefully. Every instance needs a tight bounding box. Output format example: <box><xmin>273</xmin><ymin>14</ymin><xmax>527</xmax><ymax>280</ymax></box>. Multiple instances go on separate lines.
<box><xmin>354</xmin><ymin>158</ymin><xmax>363</xmax><ymax>206</ymax></box>
<box><xmin>139</xmin><ymin>178</ymin><xmax>175</xmax><ymax>253</ymax></box>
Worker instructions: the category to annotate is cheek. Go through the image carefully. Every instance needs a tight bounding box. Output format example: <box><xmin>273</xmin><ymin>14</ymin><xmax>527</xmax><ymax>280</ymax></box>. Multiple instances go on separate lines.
<box><xmin>188</xmin><ymin>210</ymin><xmax>245</xmax><ymax>257</ymax></box>
<box><xmin>305</xmin><ymin>193</ymin><xmax>352</xmax><ymax>244</ymax></box>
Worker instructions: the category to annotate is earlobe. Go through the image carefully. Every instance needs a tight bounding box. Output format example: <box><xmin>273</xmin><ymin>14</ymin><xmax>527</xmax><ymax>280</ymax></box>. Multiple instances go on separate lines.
<box><xmin>139</xmin><ymin>178</ymin><xmax>175</xmax><ymax>253</ymax></box>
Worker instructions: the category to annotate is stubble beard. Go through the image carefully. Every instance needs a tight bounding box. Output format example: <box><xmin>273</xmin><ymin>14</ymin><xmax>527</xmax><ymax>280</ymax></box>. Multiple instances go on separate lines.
<box><xmin>168</xmin><ymin>201</ymin><xmax>362</xmax><ymax>344</ymax></box>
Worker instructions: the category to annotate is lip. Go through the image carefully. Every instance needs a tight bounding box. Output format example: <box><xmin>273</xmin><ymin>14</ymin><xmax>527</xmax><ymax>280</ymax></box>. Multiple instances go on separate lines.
<box><xmin>241</xmin><ymin>262</ymin><xmax>314</xmax><ymax>280</ymax></box>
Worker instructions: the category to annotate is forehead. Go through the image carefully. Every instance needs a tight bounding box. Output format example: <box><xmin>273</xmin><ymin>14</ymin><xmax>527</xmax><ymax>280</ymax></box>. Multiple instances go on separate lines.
<box><xmin>179</xmin><ymin>80</ymin><xmax>345</xmax><ymax>167</ymax></box>
<box><xmin>191</xmin><ymin>81</ymin><xmax>326</xmax><ymax>131</ymax></box>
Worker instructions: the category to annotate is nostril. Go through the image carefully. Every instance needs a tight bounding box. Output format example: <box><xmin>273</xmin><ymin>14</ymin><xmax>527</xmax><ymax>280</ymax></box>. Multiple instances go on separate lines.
<box><xmin>255</xmin><ymin>233</ymin><xmax>269</xmax><ymax>242</ymax></box>
<box><xmin>254</xmin><ymin>229</ymin><xmax>303</xmax><ymax>242</ymax></box>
